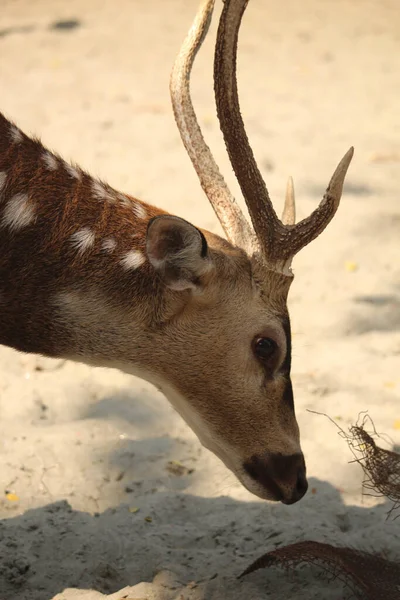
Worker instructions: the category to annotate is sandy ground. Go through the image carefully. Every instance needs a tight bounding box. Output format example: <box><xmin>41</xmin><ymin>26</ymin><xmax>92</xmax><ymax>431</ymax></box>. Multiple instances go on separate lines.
<box><xmin>0</xmin><ymin>0</ymin><xmax>400</xmax><ymax>598</ymax></box>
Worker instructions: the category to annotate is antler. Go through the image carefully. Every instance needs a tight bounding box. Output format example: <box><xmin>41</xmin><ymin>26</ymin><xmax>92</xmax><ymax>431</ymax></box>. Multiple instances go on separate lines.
<box><xmin>170</xmin><ymin>0</ymin><xmax>256</xmax><ymax>252</ymax></box>
<box><xmin>214</xmin><ymin>0</ymin><xmax>353</xmax><ymax>274</ymax></box>
<box><xmin>282</xmin><ymin>177</ymin><xmax>295</xmax><ymax>226</ymax></box>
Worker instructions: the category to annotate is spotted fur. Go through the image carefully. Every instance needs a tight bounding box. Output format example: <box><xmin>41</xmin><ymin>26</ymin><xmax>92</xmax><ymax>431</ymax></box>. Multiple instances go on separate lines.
<box><xmin>0</xmin><ymin>112</ymin><xmax>164</xmax><ymax>355</ymax></box>
<box><xmin>0</xmin><ymin>111</ymin><xmax>306</xmax><ymax>505</ymax></box>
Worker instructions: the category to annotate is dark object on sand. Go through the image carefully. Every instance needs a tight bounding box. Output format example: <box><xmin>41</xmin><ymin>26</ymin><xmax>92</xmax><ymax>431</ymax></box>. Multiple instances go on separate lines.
<box><xmin>240</xmin><ymin>415</ymin><xmax>400</xmax><ymax>598</ymax></box>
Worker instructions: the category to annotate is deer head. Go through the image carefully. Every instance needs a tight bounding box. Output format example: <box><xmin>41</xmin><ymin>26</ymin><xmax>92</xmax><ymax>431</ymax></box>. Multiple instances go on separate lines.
<box><xmin>160</xmin><ymin>0</ymin><xmax>353</xmax><ymax>503</ymax></box>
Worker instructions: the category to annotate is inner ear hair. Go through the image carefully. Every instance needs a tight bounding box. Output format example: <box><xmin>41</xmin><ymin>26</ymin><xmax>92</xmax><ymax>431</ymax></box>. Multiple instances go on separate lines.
<box><xmin>146</xmin><ymin>215</ymin><xmax>213</xmax><ymax>291</ymax></box>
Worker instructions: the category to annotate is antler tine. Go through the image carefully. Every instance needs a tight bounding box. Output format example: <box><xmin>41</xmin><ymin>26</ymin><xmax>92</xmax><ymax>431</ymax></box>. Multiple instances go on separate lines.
<box><xmin>214</xmin><ymin>0</ymin><xmax>281</xmax><ymax>257</ymax></box>
<box><xmin>280</xmin><ymin>147</ymin><xmax>354</xmax><ymax>263</ymax></box>
<box><xmin>170</xmin><ymin>0</ymin><xmax>255</xmax><ymax>251</ymax></box>
<box><xmin>282</xmin><ymin>177</ymin><xmax>296</xmax><ymax>226</ymax></box>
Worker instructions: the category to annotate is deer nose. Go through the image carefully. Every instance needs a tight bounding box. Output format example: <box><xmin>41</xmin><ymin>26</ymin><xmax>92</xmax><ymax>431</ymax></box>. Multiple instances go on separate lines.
<box><xmin>244</xmin><ymin>452</ymin><xmax>308</xmax><ymax>505</ymax></box>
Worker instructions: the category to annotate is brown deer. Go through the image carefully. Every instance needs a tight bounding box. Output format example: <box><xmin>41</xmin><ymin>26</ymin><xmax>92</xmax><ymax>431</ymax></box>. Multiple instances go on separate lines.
<box><xmin>0</xmin><ymin>0</ymin><xmax>352</xmax><ymax>505</ymax></box>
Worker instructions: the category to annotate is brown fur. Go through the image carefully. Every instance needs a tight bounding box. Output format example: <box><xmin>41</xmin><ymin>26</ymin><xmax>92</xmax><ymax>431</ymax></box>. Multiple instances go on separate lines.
<box><xmin>0</xmin><ymin>112</ymin><xmax>304</xmax><ymax>503</ymax></box>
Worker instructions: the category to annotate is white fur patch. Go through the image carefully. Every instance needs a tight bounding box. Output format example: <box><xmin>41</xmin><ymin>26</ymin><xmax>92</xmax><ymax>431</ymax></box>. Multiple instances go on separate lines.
<box><xmin>2</xmin><ymin>193</ymin><xmax>35</xmax><ymax>231</ymax></box>
<box><xmin>118</xmin><ymin>193</ymin><xmax>130</xmax><ymax>206</ymax></box>
<box><xmin>118</xmin><ymin>193</ymin><xmax>146</xmax><ymax>219</ymax></box>
<box><xmin>132</xmin><ymin>202</ymin><xmax>147</xmax><ymax>220</ymax></box>
<box><xmin>101</xmin><ymin>237</ymin><xmax>117</xmax><ymax>253</ymax></box>
<box><xmin>92</xmin><ymin>180</ymin><xmax>115</xmax><ymax>202</ymax></box>
<box><xmin>42</xmin><ymin>152</ymin><xmax>58</xmax><ymax>171</ymax></box>
<box><xmin>70</xmin><ymin>227</ymin><xmax>95</xmax><ymax>254</ymax></box>
<box><xmin>120</xmin><ymin>249</ymin><xmax>146</xmax><ymax>270</ymax></box>
<box><xmin>9</xmin><ymin>124</ymin><xmax>23</xmax><ymax>144</ymax></box>
<box><xmin>0</xmin><ymin>172</ymin><xmax>7</xmax><ymax>196</ymax></box>
<box><xmin>65</xmin><ymin>163</ymin><xmax>81</xmax><ymax>180</ymax></box>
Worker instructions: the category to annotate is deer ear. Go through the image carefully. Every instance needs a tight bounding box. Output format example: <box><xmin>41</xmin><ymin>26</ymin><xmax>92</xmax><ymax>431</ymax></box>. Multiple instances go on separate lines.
<box><xmin>146</xmin><ymin>216</ymin><xmax>213</xmax><ymax>291</ymax></box>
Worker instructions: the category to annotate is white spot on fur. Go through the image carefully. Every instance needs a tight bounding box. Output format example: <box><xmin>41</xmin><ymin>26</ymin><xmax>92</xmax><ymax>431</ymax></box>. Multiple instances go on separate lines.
<box><xmin>42</xmin><ymin>152</ymin><xmax>58</xmax><ymax>171</ymax></box>
<box><xmin>9</xmin><ymin>124</ymin><xmax>23</xmax><ymax>144</ymax></box>
<box><xmin>101</xmin><ymin>237</ymin><xmax>117</xmax><ymax>253</ymax></box>
<box><xmin>2</xmin><ymin>193</ymin><xmax>35</xmax><ymax>231</ymax></box>
<box><xmin>65</xmin><ymin>163</ymin><xmax>81</xmax><ymax>180</ymax></box>
<box><xmin>132</xmin><ymin>202</ymin><xmax>147</xmax><ymax>220</ymax></box>
<box><xmin>120</xmin><ymin>249</ymin><xmax>146</xmax><ymax>270</ymax></box>
<box><xmin>92</xmin><ymin>180</ymin><xmax>115</xmax><ymax>202</ymax></box>
<box><xmin>70</xmin><ymin>227</ymin><xmax>95</xmax><ymax>254</ymax></box>
<box><xmin>0</xmin><ymin>172</ymin><xmax>7</xmax><ymax>196</ymax></box>
<box><xmin>118</xmin><ymin>193</ymin><xmax>146</xmax><ymax>219</ymax></box>
<box><xmin>118</xmin><ymin>194</ymin><xmax>132</xmax><ymax>208</ymax></box>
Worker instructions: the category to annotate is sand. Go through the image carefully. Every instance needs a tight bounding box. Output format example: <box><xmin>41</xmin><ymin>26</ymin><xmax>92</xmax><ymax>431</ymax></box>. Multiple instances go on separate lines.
<box><xmin>0</xmin><ymin>0</ymin><xmax>399</xmax><ymax>598</ymax></box>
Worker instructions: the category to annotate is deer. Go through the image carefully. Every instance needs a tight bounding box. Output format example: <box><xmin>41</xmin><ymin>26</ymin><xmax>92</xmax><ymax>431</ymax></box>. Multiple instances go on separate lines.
<box><xmin>0</xmin><ymin>0</ymin><xmax>353</xmax><ymax>506</ymax></box>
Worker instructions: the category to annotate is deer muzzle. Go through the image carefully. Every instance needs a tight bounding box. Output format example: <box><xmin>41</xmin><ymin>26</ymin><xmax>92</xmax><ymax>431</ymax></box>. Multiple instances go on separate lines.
<box><xmin>244</xmin><ymin>451</ymin><xmax>308</xmax><ymax>505</ymax></box>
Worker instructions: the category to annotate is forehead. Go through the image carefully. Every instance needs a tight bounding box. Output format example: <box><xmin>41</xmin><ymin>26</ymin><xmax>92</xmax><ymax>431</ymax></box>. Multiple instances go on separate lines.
<box><xmin>250</xmin><ymin>256</ymin><xmax>292</xmax><ymax>313</ymax></box>
<box><xmin>210</xmin><ymin>242</ymin><xmax>291</xmax><ymax>329</ymax></box>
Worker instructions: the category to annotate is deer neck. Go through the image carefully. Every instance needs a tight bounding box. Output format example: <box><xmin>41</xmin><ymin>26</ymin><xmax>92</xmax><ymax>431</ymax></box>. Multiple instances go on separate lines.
<box><xmin>0</xmin><ymin>113</ymin><xmax>172</xmax><ymax>361</ymax></box>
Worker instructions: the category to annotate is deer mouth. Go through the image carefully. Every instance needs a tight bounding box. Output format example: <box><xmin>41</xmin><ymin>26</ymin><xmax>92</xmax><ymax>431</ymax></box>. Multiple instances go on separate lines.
<box><xmin>243</xmin><ymin>460</ymin><xmax>284</xmax><ymax>502</ymax></box>
<box><xmin>242</xmin><ymin>452</ymin><xmax>308</xmax><ymax>505</ymax></box>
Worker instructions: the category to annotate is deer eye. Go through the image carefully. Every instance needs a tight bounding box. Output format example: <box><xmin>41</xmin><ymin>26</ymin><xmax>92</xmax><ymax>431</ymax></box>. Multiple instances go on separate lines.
<box><xmin>254</xmin><ymin>337</ymin><xmax>277</xmax><ymax>361</ymax></box>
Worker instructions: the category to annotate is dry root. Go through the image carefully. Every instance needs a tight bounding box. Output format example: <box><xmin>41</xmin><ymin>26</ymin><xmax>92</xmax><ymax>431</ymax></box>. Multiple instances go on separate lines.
<box><xmin>240</xmin><ymin>540</ymin><xmax>400</xmax><ymax>600</ymax></box>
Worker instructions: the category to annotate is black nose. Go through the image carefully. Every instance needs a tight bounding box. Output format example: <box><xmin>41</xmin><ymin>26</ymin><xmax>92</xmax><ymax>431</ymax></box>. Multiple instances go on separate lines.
<box><xmin>244</xmin><ymin>452</ymin><xmax>308</xmax><ymax>504</ymax></box>
<box><xmin>286</xmin><ymin>466</ymin><xmax>308</xmax><ymax>505</ymax></box>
